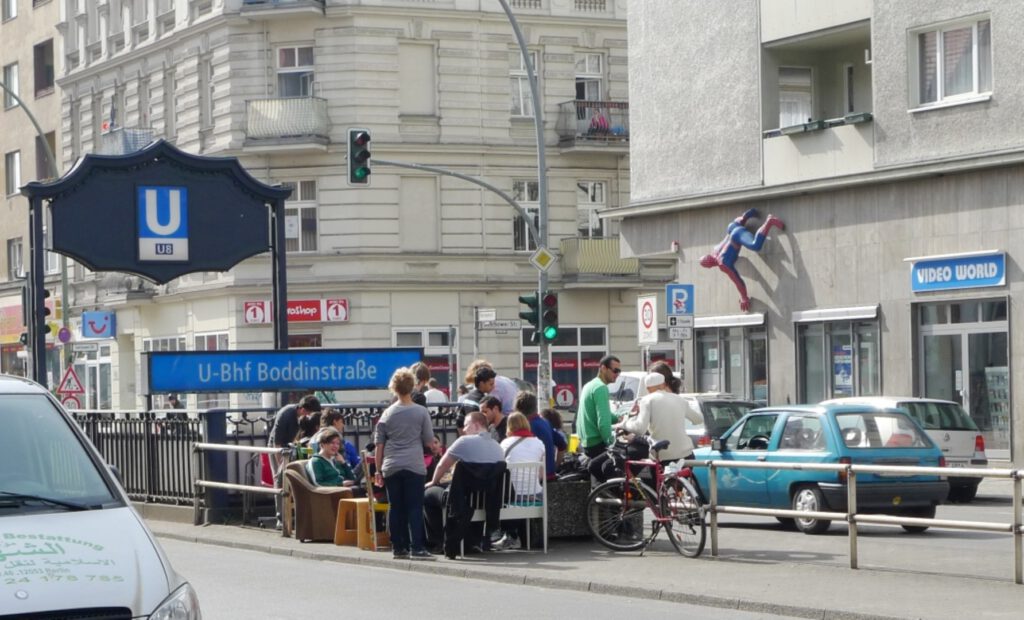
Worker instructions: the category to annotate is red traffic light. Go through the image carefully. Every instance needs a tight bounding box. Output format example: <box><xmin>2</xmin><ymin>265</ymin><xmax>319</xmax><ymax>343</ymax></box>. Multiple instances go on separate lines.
<box><xmin>542</xmin><ymin>292</ymin><xmax>557</xmax><ymax>307</ymax></box>
<box><xmin>353</xmin><ymin>131</ymin><xmax>371</xmax><ymax>147</ymax></box>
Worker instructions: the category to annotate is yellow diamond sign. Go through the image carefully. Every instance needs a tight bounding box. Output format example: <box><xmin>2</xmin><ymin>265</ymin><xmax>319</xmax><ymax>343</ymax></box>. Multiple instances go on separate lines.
<box><xmin>529</xmin><ymin>247</ymin><xmax>557</xmax><ymax>272</ymax></box>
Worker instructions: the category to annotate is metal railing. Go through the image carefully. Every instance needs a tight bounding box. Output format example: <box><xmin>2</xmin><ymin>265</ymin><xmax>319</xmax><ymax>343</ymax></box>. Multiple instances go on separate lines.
<box><xmin>192</xmin><ymin>442</ymin><xmax>291</xmax><ymax>532</ymax></box>
<box><xmin>556</xmin><ymin>100</ymin><xmax>629</xmax><ymax>146</ymax></box>
<box><xmin>245</xmin><ymin>96</ymin><xmax>329</xmax><ymax>141</ymax></box>
<box><xmin>684</xmin><ymin>459</ymin><xmax>1024</xmax><ymax>584</ymax></box>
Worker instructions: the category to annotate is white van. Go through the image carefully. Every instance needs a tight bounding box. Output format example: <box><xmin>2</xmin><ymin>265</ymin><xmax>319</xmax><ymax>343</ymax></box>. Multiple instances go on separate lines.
<box><xmin>823</xmin><ymin>396</ymin><xmax>988</xmax><ymax>502</ymax></box>
<box><xmin>0</xmin><ymin>375</ymin><xmax>201</xmax><ymax>618</ymax></box>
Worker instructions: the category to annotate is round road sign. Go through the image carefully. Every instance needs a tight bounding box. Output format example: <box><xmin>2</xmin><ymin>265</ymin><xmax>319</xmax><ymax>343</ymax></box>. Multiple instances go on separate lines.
<box><xmin>641</xmin><ymin>300</ymin><xmax>654</xmax><ymax>329</ymax></box>
<box><xmin>61</xmin><ymin>395</ymin><xmax>81</xmax><ymax>409</ymax></box>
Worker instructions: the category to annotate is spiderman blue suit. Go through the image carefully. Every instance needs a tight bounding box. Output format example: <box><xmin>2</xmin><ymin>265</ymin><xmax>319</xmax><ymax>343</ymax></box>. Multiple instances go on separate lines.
<box><xmin>699</xmin><ymin>208</ymin><xmax>784</xmax><ymax>312</ymax></box>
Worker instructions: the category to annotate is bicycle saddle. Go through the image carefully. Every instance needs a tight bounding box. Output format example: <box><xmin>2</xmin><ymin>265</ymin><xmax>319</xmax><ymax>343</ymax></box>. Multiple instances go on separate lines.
<box><xmin>651</xmin><ymin>439</ymin><xmax>670</xmax><ymax>453</ymax></box>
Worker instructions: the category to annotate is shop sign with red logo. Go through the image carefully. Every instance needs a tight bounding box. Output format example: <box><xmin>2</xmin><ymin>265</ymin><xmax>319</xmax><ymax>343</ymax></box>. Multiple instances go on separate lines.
<box><xmin>553</xmin><ymin>358</ymin><xmax>578</xmax><ymax>370</ymax></box>
<box><xmin>554</xmin><ymin>384</ymin><xmax>577</xmax><ymax>408</ymax></box>
<box><xmin>523</xmin><ymin>359</ymin><xmax>539</xmax><ymax>370</ymax></box>
<box><xmin>582</xmin><ymin>358</ymin><xmax>602</xmax><ymax>369</ymax></box>
<box><xmin>426</xmin><ymin>360</ymin><xmax>450</xmax><ymax>372</ymax></box>
<box><xmin>243</xmin><ymin>299</ymin><xmax>350</xmax><ymax>324</ymax></box>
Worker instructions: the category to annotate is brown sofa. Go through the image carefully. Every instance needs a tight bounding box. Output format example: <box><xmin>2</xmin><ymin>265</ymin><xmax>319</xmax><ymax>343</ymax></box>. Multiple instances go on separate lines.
<box><xmin>282</xmin><ymin>460</ymin><xmax>353</xmax><ymax>542</ymax></box>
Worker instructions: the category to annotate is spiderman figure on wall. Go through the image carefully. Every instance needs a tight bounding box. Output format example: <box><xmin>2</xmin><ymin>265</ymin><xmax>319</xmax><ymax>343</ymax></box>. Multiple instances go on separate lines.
<box><xmin>700</xmin><ymin>208</ymin><xmax>785</xmax><ymax>312</ymax></box>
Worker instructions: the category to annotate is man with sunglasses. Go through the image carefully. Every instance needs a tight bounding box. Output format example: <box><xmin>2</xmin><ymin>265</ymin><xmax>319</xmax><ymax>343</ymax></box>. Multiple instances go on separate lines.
<box><xmin>578</xmin><ymin>355</ymin><xmax>621</xmax><ymax>459</ymax></box>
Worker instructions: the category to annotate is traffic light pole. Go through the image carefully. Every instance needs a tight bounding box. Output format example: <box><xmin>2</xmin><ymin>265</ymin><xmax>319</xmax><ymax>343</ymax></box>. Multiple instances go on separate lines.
<box><xmin>497</xmin><ymin>0</ymin><xmax>551</xmax><ymax>405</ymax></box>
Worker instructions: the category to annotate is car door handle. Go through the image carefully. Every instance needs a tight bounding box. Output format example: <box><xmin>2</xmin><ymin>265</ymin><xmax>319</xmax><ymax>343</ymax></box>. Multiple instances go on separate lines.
<box><xmin>756</xmin><ymin>456</ymin><xmax>767</xmax><ymax>461</ymax></box>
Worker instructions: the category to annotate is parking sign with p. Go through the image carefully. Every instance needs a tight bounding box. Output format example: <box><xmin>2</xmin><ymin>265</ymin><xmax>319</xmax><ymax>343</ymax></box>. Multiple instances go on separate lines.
<box><xmin>667</xmin><ymin>283</ymin><xmax>694</xmax><ymax>315</ymax></box>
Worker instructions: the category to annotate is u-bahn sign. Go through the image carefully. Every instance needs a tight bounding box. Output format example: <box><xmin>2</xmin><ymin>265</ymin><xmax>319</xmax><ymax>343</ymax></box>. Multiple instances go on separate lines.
<box><xmin>21</xmin><ymin>140</ymin><xmax>294</xmax><ymax>387</ymax></box>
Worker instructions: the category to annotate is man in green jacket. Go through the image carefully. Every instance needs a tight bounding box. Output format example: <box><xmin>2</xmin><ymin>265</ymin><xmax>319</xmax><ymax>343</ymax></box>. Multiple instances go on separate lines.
<box><xmin>578</xmin><ymin>354</ymin><xmax>621</xmax><ymax>458</ymax></box>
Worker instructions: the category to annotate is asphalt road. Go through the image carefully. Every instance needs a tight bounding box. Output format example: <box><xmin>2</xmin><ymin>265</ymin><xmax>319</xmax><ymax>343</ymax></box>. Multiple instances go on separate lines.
<box><xmin>160</xmin><ymin>538</ymin><xmax>799</xmax><ymax>620</ymax></box>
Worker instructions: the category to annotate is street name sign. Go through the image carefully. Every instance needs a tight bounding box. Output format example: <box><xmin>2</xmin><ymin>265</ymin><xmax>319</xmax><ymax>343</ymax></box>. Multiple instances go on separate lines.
<box><xmin>141</xmin><ymin>348</ymin><xmax>423</xmax><ymax>394</ymax></box>
<box><xmin>669</xmin><ymin>327</ymin><xmax>693</xmax><ymax>341</ymax></box>
<box><xmin>478</xmin><ymin>319</ymin><xmax>522</xmax><ymax>330</ymax></box>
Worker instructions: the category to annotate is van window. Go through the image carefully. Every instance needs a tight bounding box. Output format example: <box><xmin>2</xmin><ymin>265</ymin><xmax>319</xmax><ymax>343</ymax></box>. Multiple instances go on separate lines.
<box><xmin>898</xmin><ymin>401</ymin><xmax>978</xmax><ymax>431</ymax></box>
<box><xmin>0</xmin><ymin>394</ymin><xmax>119</xmax><ymax>511</ymax></box>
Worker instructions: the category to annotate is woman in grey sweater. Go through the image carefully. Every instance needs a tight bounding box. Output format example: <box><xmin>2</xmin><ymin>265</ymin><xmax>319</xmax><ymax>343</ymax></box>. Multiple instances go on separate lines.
<box><xmin>373</xmin><ymin>367</ymin><xmax>436</xmax><ymax>560</ymax></box>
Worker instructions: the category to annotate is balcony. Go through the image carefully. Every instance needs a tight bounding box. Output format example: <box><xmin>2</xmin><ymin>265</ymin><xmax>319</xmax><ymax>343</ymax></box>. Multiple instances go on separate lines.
<box><xmin>240</xmin><ymin>0</ymin><xmax>324</xmax><ymax>17</ymax></box>
<box><xmin>560</xmin><ymin>237</ymin><xmax>676</xmax><ymax>287</ymax></box>
<box><xmin>98</xmin><ymin>127</ymin><xmax>155</xmax><ymax>155</ymax></box>
<box><xmin>556</xmin><ymin>100</ymin><xmax>629</xmax><ymax>153</ymax></box>
<box><xmin>244</xmin><ymin>97</ymin><xmax>329</xmax><ymax>152</ymax></box>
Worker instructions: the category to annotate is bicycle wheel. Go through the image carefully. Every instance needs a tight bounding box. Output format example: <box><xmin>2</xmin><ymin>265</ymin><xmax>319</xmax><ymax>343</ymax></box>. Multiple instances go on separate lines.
<box><xmin>586</xmin><ymin>479</ymin><xmax>647</xmax><ymax>552</ymax></box>
<box><xmin>659</xmin><ymin>476</ymin><xmax>706</xmax><ymax>558</ymax></box>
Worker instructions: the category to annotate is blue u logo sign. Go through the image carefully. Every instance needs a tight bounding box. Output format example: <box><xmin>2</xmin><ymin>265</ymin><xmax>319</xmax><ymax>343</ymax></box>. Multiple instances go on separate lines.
<box><xmin>138</xmin><ymin>186</ymin><xmax>189</xmax><ymax>262</ymax></box>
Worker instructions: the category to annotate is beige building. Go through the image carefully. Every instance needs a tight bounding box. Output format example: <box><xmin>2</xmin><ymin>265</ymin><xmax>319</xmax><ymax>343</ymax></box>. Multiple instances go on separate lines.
<box><xmin>45</xmin><ymin>0</ymin><xmax>675</xmax><ymax>410</ymax></box>
<box><xmin>616</xmin><ymin>0</ymin><xmax>1024</xmax><ymax>459</ymax></box>
<box><xmin>0</xmin><ymin>0</ymin><xmax>62</xmax><ymax>381</ymax></box>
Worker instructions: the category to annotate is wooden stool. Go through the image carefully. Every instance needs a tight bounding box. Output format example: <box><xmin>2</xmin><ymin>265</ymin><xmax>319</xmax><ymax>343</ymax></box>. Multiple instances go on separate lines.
<box><xmin>334</xmin><ymin>498</ymin><xmax>361</xmax><ymax>546</ymax></box>
<box><xmin>357</xmin><ymin>499</ymin><xmax>390</xmax><ymax>551</ymax></box>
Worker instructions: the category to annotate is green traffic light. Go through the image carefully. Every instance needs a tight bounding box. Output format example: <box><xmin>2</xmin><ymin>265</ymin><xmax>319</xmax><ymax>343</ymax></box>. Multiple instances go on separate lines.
<box><xmin>354</xmin><ymin>167</ymin><xmax>369</xmax><ymax>180</ymax></box>
<box><xmin>543</xmin><ymin>325</ymin><xmax>558</xmax><ymax>341</ymax></box>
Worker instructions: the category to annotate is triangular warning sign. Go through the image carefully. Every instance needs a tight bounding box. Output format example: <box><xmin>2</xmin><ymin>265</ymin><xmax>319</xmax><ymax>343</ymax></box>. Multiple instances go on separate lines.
<box><xmin>57</xmin><ymin>366</ymin><xmax>85</xmax><ymax>394</ymax></box>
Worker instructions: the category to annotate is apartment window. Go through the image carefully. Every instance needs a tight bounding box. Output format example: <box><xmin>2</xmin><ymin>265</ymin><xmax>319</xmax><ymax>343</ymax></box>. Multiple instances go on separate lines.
<box><xmin>398</xmin><ymin>43</ymin><xmax>436</xmax><ymax>116</ymax></box>
<box><xmin>33</xmin><ymin>40</ymin><xmax>54</xmax><ymax>97</ymax></box>
<box><xmin>779</xmin><ymin>67</ymin><xmax>812</xmax><ymax>128</ymax></box>
<box><xmin>512</xmin><ymin>180</ymin><xmax>539</xmax><ymax>252</ymax></box>
<box><xmin>576</xmin><ymin>180</ymin><xmax>606</xmax><ymax>238</ymax></box>
<box><xmin>143</xmin><ymin>336</ymin><xmax>188</xmax><ymax>352</ymax></box>
<box><xmin>199</xmin><ymin>58</ymin><xmax>213</xmax><ymax>129</ymax></box>
<box><xmin>2</xmin><ymin>0</ymin><xmax>16</xmax><ymax>21</ymax></box>
<box><xmin>277</xmin><ymin>46</ymin><xmax>314</xmax><ymax>97</ymax></box>
<box><xmin>574</xmin><ymin>52</ymin><xmax>603</xmax><ymax>101</ymax></box>
<box><xmin>912</xmin><ymin>17</ymin><xmax>991</xmax><ymax>107</ymax></box>
<box><xmin>194</xmin><ymin>332</ymin><xmax>229</xmax><ymax>408</ymax></box>
<box><xmin>2</xmin><ymin>63</ymin><xmax>18</xmax><ymax>109</ymax></box>
<box><xmin>35</xmin><ymin>131</ymin><xmax>55</xmax><ymax>180</ymax></box>
<box><xmin>163</xmin><ymin>69</ymin><xmax>176</xmax><ymax>138</ymax></box>
<box><xmin>844</xmin><ymin>64</ymin><xmax>855</xmax><ymax>114</ymax></box>
<box><xmin>4</xmin><ymin>151</ymin><xmax>20</xmax><ymax>196</ymax></box>
<box><xmin>281</xmin><ymin>179</ymin><xmax>317</xmax><ymax>252</ymax></box>
<box><xmin>798</xmin><ymin>321</ymin><xmax>880</xmax><ymax>403</ymax></box>
<box><xmin>510</xmin><ymin>49</ymin><xmax>538</xmax><ymax>117</ymax></box>
<box><xmin>393</xmin><ymin>328</ymin><xmax>458</xmax><ymax>396</ymax></box>
<box><xmin>7</xmin><ymin>238</ymin><xmax>23</xmax><ymax>280</ymax></box>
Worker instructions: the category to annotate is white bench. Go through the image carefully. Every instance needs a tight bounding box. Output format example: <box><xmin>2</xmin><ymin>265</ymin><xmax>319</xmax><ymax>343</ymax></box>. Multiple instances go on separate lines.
<box><xmin>469</xmin><ymin>461</ymin><xmax>548</xmax><ymax>553</ymax></box>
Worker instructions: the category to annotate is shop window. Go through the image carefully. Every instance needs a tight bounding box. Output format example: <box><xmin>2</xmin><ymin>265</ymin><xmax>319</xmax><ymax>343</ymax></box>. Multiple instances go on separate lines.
<box><xmin>280</xmin><ymin>179</ymin><xmax>318</xmax><ymax>253</ymax></box>
<box><xmin>73</xmin><ymin>345</ymin><xmax>111</xmax><ymax>410</ymax></box>
<box><xmin>521</xmin><ymin>325</ymin><xmax>606</xmax><ymax>411</ymax></box>
<box><xmin>393</xmin><ymin>327</ymin><xmax>458</xmax><ymax>396</ymax></box>
<box><xmin>798</xmin><ymin>321</ymin><xmax>880</xmax><ymax>403</ymax></box>
<box><xmin>696</xmin><ymin>326</ymin><xmax>767</xmax><ymax>401</ymax></box>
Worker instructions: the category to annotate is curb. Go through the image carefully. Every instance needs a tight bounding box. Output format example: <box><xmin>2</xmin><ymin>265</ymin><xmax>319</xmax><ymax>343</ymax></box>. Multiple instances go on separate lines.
<box><xmin>155</xmin><ymin>530</ymin><xmax>908</xmax><ymax>620</ymax></box>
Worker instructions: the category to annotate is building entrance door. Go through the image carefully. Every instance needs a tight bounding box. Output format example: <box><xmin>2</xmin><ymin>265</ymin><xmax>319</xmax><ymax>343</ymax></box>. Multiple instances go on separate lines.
<box><xmin>919</xmin><ymin>300</ymin><xmax>1009</xmax><ymax>457</ymax></box>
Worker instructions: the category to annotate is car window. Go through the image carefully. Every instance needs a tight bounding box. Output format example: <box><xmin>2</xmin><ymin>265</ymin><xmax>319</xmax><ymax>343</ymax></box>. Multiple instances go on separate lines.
<box><xmin>836</xmin><ymin>412</ymin><xmax>932</xmax><ymax>449</ymax></box>
<box><xmin>608</xmin><ymin>376</ymin><xmax>639</xmax><ymax>403</ymax></box>
<box><xmin>703</xmin><ymin>401</ymin><xmax>757</xmax><ymax>436</ymax></box>
<box><xmin>778</xmin><ymin>415</ymin><xmax>825</xmax><ymax>450</ymax></box>
<box><xmin>725</xmin><ymin>414</ymin><xmax>779</xmax><ymax>451</ymax></box>
<box><xmin>0</xmin><ymin>394</ymin><xmax>119</xmax><ymax>510</ymax></box>
<box><xmin>898</xmin><ymin>401</ymin><xmax>978</xmax><ymax>431</ymax></box>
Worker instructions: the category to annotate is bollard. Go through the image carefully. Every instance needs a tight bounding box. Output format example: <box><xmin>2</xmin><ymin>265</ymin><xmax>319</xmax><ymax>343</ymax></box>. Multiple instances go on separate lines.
<box><xmin>848</xmin><ymin>468</ymin><xmax>858</xmax><ymax>570</ymax></box>
<box><xmin>709</xmin><ymin>461</ymin><xmax>719</xmax><ymax>557</ymax></box>
<box><xmin>1014</xmin><ymin>470</ymin><xmax>1022</xmax><ymax>585</ymax></box>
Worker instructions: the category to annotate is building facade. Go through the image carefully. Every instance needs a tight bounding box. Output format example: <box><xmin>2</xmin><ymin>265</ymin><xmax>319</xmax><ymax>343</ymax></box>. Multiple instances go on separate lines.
<box><xmin>1</xmin><ymin>0</ymin><xmax>62</xmax><ymax>382</ymax></box>
<box><xmin>616</xmin><ymin>0</ymin><xmax>1024</xmax><ymax>459</ymax></box>
<box><xmin>43</xmin><ymin>0</ymin><xmax>675</xmax><ymax>411</ymax></box>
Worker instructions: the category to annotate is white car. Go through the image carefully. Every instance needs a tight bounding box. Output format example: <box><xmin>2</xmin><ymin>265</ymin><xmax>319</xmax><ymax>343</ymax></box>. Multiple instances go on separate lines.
<box><xmin>822</xmin><ymin>396</ymin><xmax>988</xmax><ymax>502</ymax></box>
<box><xmin>0</xmin><ymin>375</ymin><xmax>202</xmax><ymax>618</ymax></box>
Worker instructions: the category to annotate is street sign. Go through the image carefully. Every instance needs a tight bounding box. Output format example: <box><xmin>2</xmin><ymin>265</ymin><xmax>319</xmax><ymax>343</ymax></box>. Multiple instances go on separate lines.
<box><xmin>71</xmin><ymin>342</ymin><xmax>100</xmax><ymax>353</ymax></box>
<box><xmin>669</xmin><ymin>327</ymin><xmax>693</xmax><ymax>341</ymax></box>
<box><xmin>478</xmin><ymin>319</ymin><xmax>522</xmax><ymax>331</ymax></box>
<box><xmin>476</xmin><ymin>307</ymin><xmax>496</xmax><ymax>322</ymax></box>
<box><xmin>529</xmin><ymin>247</ymin><xmax>557</xmax><ymax>272</ymax></box>
<box><xmin>667</xmin><ymin>315</ymin><xmax>694</xmax><ymax>328</ymax></box>
<box><xmin>637</xmin><ymin>294</ymin><xmax>658</xmax><ymax>345</ymax></box>
<box><xmin>56</xmin><ymin>366</ymin><xmax>85</xmax><ymax>394</ymax></box>
<box><xmin>666</xmin><ymin>283</ymin><xmax>695</xmax><ymax>315</ymax></box>
<box><xmin>61</xmin><ymin>395</ymin><xmax>82</xmax><ymax>409</ymax></box>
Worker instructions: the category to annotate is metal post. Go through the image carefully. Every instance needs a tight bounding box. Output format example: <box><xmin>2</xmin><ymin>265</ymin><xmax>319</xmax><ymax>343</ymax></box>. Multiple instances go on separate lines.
<box><xmin>270</xmin><ymin>197</ymin><xmax>289</xmax><ymax>351</ymax></box>
<box><xmin>848</xmin><ymin>468</ymin><xmax>858</xmax><ymax>569</ymax></box>
<box><xmin>710</xmin><ymin>462</ymin><xmax>719</xmax><ymax>557</ymax></box>
<box><xmin>473</xmin><ymin>306</ymin><xmax>480</xmax><ymax>359</ymax></box>
<box><xmin>448</xmin><ymin>325</ymin><xmax>457</xmax><ymax>397</ymax></box>
<box><xmin>1014</xmin><ymin>470</ymin><xmax>1022</xmax><ymax>584</ymax></box>
<box><xmin>29</xmin><ymin>197</ymin><xmax>47</xmax><ymax>385</ymax></box>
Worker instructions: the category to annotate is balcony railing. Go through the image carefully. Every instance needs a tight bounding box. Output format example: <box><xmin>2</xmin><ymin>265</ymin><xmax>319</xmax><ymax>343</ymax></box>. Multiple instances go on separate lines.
<box><xmin>557</xmin><ymin>100</ymin><xmax>629</xmax><ymax>148</ymax></box>
<box><xmin>245</xmin><ymin>97</ymin><xmax>329</xmax><ymax>145</ymax></box>
<box><xmin>241</xmin><ymin>0</ymin><xmax>324</xmax><ymax>10</ymax></box>
<box><xmin>560</xmin><ymin>237</ymin><xmax>639</xmax><ymax>276</ymax></box>
<box><xmin>99</xmin><ymin>127</ymin><xmax>155</xmax><ymax>155</ymax></box>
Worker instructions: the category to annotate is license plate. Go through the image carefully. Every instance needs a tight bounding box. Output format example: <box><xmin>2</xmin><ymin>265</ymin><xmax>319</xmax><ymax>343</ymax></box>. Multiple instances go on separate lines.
<box><xmin>948</xmin><ymin>462</ymin><xmax>967</xmax><ymax>468</ymax></box>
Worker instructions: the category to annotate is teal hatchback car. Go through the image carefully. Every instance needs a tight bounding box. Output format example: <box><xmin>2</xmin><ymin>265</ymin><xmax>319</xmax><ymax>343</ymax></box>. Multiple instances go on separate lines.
<box><xmin>693</xmin><ymin>404</ymin><xmax>949</xmax><ymax>534</ymax></box>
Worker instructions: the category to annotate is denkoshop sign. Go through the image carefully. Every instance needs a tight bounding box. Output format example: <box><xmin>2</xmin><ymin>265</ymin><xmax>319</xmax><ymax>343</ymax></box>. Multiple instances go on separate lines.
<box><xmin>243</xmin><ymin>299</ymin><xmax>349</xmax><ymax>324</ymax></box>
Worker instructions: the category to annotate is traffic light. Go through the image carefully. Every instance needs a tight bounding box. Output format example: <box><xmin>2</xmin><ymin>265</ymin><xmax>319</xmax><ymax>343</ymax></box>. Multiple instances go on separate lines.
<box><xmin>40</xmin><ymin>289</ymin><xmax>52</xmax><ymax>335</ymax></box>
<box><xmin>519</xmin><ymin>292</ymin><xmax>541</xmax><ymax>342</ymax></box>
<box><xmin>347</xmin><ymin>128</ymin><xmax>371</xmax><ymax>185</ymax></box>
<box><xmin>541</xmin><ymin>291</ymin><xmax>558</xmax><ymax>342</ymax></box>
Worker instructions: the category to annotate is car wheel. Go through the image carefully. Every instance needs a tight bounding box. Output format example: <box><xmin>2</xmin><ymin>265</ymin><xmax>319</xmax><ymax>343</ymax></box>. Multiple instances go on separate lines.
<box><xmin>948</xmin><ymin>484</ymin><xmax>979</xmax><ymax>504</ymax></box>
<box><xmin>901</xmin><ymin>505</ymin><xmax>936</xmax><ymax>533</ymax></box>
<box><xmin>792</xmin><ymin>486</ymin><xmax>831</xmax><ymax>534</ymax></box>
<box><xmin>775</xmin><ymin>517</ymin><xmax>796</xmax><ymax>530</ymax></box>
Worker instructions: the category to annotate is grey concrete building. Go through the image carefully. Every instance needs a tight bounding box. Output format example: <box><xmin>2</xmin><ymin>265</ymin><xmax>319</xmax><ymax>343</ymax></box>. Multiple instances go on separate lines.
<box><xmin>45</xmin><ymin>0</ymin><xmax>675</xmax><ymax>410</ymax></box>
<box><xmin>614</xmin><ymin>0</ymin><xmax>1023</xmax><ymax>459</ymax></box>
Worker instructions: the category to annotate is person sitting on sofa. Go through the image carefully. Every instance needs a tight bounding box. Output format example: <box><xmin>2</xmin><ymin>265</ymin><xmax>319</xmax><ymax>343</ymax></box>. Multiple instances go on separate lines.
<box><xmin>308</xmin><ymin>428</ymin><xmax>360</xmax><ymax>493</ymax></box>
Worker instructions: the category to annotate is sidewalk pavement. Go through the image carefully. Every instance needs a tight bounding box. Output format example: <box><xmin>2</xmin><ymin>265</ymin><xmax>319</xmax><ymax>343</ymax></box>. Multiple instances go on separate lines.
<box><xmin>147</xmin><ymin>512</ymin><xmax>1023</xmax><ymax>620</ymax></box>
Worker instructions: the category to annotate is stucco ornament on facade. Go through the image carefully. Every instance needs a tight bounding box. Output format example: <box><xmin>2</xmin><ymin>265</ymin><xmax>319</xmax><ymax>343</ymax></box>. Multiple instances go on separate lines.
<box><xmin>699</xmin><ymin>208</ymin><xmax>785</xmax><ymax>312</ymax></box>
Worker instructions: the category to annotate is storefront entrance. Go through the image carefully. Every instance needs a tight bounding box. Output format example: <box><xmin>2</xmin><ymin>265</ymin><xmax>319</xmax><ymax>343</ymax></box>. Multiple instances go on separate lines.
<box><xmin>918</xmin><ymin>299</ymin><xmax>1009</xmax><ymax>456</ymax></box>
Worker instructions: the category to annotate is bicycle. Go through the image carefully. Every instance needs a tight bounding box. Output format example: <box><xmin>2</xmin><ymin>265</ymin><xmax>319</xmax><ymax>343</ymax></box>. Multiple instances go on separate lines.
<box><xmin>585</xmin><ymin>434</ymin><xmax>707</xmax><ymax>557</ymax></box>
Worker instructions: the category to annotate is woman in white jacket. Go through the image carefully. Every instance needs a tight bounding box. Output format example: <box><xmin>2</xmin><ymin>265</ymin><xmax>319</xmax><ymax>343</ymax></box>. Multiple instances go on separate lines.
<box><xmin>616</xmin><ymin>373</ymin><xmax>696</xmax><ymax>465</ymax></box>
